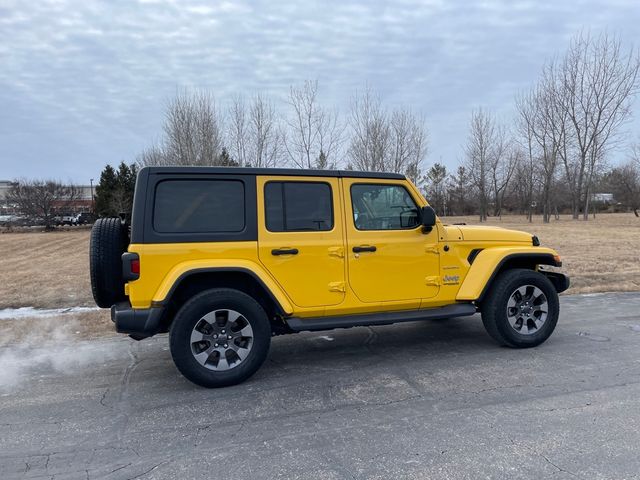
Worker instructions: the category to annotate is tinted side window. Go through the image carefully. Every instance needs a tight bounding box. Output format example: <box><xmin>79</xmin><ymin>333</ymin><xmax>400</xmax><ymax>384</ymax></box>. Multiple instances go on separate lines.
<box><xmin>265</xmin><ymin>182</ymin><xmax>333</xmax><ymax>232</ymax></box>
<box><xmin>351</xmin><ymin>184</ymin><xmax>419</xmax><ymax>230</ymax></box>
<box><xmin>154</xmin><ymin>180</ymin><xmax>245</xmax><ymax>233</ymax></box>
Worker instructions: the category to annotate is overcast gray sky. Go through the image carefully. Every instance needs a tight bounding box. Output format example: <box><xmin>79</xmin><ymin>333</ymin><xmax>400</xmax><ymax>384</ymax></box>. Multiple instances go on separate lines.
<box><xmin>0</xmin><ymin>0</ymin><xmax>638</xmax><ymax>183</ymax></box>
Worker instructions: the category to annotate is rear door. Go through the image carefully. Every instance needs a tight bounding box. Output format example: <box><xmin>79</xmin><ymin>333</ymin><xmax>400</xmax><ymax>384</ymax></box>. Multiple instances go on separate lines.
<box><xmin>342</xmin><ymin>179</ymin><xmax>440</xmax><ymax>305</ymax></box>
<box><xmin>257</xmin><ymin>176</ymin><xmax>345</xmax><ymax>308</ymax></box>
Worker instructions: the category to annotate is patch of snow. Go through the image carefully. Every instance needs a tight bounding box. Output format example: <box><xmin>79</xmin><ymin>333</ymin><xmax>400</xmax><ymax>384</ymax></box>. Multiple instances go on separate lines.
<box><xmin>0</xmin><ymin>306</ymin><xmax>100</xmax><ymax>321</ymax></box>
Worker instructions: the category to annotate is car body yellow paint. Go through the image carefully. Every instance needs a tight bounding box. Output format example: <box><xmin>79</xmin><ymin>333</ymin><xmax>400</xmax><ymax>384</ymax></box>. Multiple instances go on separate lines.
<box><xmin>126</xmin><ymin>242</ymin><xmax>294</xmax><ymax>314</ymax></box>
<box><xmin>455</xmin><ymin>246</ymin><xmax>558</xmax><ymax>301</ymax></box>
<box><xmin>125</xmin><ymin>174</ymin><xmax>563</xmax><ymax>320</ymax></box>
<box><xmin>255</xmin><ymin>176</ymin><xmax>346</xmax><ymax>309</ymax></box>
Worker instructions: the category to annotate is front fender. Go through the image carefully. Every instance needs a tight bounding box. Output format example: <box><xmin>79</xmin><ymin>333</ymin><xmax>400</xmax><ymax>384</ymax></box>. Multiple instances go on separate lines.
<box><xmin>152</xmin><ymin>259</ymin><xmax>294</xmax><ymax>315</ymax></box>
<box><xmin>456</xmin><ymin>247</ymin><xmax>560</xmax><ymax>301</ymax></box>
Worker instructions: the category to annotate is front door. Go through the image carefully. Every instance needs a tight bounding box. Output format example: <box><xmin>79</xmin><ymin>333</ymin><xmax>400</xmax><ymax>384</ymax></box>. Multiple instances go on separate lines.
<box><xmin>342</xmin><ymin>179</ymin><xmax>440</xmax><ymax>305</ymax></box>
<box><xmin>257</xmin><ymin>176</ymin><xmax>346</xmax><ymax>308</ymax></box>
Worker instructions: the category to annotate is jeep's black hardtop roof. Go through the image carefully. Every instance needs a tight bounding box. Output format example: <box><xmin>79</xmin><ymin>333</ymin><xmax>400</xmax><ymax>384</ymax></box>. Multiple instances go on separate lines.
<box><xmin>140</xmin><ymin>166</ymin><xmax>406</xmax><ymax>180</ymax></box>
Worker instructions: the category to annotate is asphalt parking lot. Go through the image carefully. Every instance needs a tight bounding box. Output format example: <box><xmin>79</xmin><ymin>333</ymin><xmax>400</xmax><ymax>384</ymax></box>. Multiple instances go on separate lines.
<box><xmin>1</xmin><ymin>292</ymin><xmax>640</xmax><ymax>480</ymax></box>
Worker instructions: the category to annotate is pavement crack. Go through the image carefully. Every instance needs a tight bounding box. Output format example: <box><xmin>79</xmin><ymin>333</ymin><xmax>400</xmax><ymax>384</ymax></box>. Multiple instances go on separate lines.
<box><xmin>126</xmin><ymin>460</ymin><xmax>169</xmax><ymax>480</ymax></box>
<box><xmin>472</xmin><ymin>384</ymin><xmax>525</xmax><ymax>394</ymax></box>
<box><xmin>99</xmin><ymin>388</ymin><xmax>110</xmax><ymax>407</ymax></box>
<box><xmin>542</xmin><ymin>402</ymin><xmax>592</xmax><ymax>413</ymax></box>
<box><xmin>112</xmin><ymin>343</ymin><xmax>141</xmax><ymax>441</ymax></box>
<box><xmin>193</xmin><ymin>424</ymin><xmax>213</xmax><ymax>447</ymax></box>
<box><xmin>540</xmin><ymin>454</ymin><xmax>582</xmax><ymax>478</ymax></box>
<box><xmin>110</xmin><ymin>463</ymin><xmax>132</xmax><ymax>474</ymax></box>
<box><xmin>231</xmin><ymin>419</ymin><xmax>247</xmax><ymax>441</ymax></box>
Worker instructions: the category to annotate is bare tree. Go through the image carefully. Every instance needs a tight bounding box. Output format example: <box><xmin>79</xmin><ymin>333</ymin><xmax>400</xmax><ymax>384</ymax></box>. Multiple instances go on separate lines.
<box><xmin>487</xmin><ymin>125</ymin><xmax>517</xmax><ymax>217</ymax></box>
<box><xmin>316</xmin><ymin>107</ymin><xmax>343</xmax><ymax>169</ymax></box>
<box><xmin>631</xmin><ymin>139</ymin><xmax>640</xmax><ymax>166</ymax></box>
<box><xmin>284</xmin><ymin>80</ymin><xmax>343</xmax><ymax>169</ymax></box>
<box><xmin>247</xmin><ymin>94</ymin><xmax>282</xmax><ymax>168</ymax></box>
<box><xmin>465</xmin><ymin>108</ymin><xmax>497</xmax><ymax>222</ymax></box>
<box><xmin>228</xmin><ymin>94</ymin><xmax>250</xmax><ymax>167</ymax></box>
<box><xmin>390</xmin><ymin>109</ymin><xmax>428</xmax><ymax>184</ymax></box>
<box><xmin>516</xmin><ymin>61</ymin><xmax>567</xmax><ymax>222</ymax></box>
<box><xmin>226</xmin><ymin>94</ymin><xmax>284</xmax><ymax>168</ymax></box>
<box><xmin>348</xmin><ymin>88</ymin><xmax>427</xmax><ymax>178</ymax></box>
<box><xmin>447</xmin><ymin>165</ymin><xmax>472</xmax><ymax>216</ymax></box>
<box><xmin>161</xmin><ymin>89</ymin><xmax>224</xmax><ymax>166</ymax></box>
<box><xmin>136</xmin><ymin>143</ymin><xmax>168</xmax><ymax>167</ymax></box>
<box><xmin>509</xmin><ymin>154</ymin><xmax>536</xmax><ymax>217</ymax></box>
<box><xmin>515</xmin><ymin>91</ymin><xmax>537</xmax><ymax>222</ymax></box>
<box><xmin>348</xmin><ymin>88</ymin><xmax>390</xmax><ymax>172</ymax></box>
<box><xmin>7</xmin><ymin>180</ymin><xmax>79</xmax><ymax>229</ymax></box>
<box><xmin>284</xmin><ymin>80</ymin><xmax>317</xmax><ymax>168</ymax></box>
<box><xmin>559</xmin><ymin>32</ymin><xmax>639</xmax><ymax>219</ymax></box>
<box><xmin>425</xmin><ymin>163</ymin><xmax>447</xmax><ymax>215</ymax></box>
<box><xmin>604</xmin><ymin>162</ymin><xmax>640</xmax><ymax>216</ymax></box>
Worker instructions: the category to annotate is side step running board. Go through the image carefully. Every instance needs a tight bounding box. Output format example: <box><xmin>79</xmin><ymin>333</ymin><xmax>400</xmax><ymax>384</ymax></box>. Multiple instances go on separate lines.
<box><xmin>285</xmin><ymin>303</ymin><xmax>477</xmax><ymax>332</ymax></box>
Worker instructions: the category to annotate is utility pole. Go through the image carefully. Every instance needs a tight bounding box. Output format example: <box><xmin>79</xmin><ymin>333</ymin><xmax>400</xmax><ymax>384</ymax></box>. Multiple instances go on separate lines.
<box><xmin>90</xmin><ymin>178</ymin><xmax>94</xmax><ymax>213</ymax></box>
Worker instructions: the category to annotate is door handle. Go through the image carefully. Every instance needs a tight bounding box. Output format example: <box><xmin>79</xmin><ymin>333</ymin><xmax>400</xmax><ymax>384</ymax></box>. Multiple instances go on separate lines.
<box><xmin>271</xmin><ymin>248</ymin><xmax>299</xmax><ymax>256</ymax></box>
<box><xmin>352</xmin><ymin>245</ymin><xmax>377</xmax><ymax>253</ymax></box>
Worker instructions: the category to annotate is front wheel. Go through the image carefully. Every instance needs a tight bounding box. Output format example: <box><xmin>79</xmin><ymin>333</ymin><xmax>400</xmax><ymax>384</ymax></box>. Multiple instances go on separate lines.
<box><xmin>481</xmin><ymin>269</ymin><xmax>559</xmax><ymax>348</ymax></box>
<box><xmin>169</xmin><ymin>288</ymin><xmax>271</xmax><ymax>388</ymax></box>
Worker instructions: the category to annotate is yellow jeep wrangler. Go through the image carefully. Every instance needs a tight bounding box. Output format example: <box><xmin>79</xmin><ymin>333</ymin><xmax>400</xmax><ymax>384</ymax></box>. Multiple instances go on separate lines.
<box><xmin>90</xmin><ymin>167</ymin><xmax>569</xmax><ymax>387</ymax></box>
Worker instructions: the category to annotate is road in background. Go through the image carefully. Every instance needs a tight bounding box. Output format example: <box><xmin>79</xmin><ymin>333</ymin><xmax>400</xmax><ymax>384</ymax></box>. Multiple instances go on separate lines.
<box><xmin>2</xmin><ymin>293</ymin><xmax>640</xmax><ymax>479</ymax></box>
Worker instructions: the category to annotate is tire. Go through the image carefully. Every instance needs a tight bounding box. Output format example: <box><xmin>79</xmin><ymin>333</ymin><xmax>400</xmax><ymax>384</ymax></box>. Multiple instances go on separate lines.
<box><xmin>89</xmin><ymin>218</ymin><xmax>128</xmax><ymax>308</ymax></box>
<box><xmin>481</xmin><ymin>268</ymin><xmax>559</xmax><ymax>348</ymax></box>
<box><xmin>169</xmin><ymin>288</ymin><xmax>271</xmax><ymax>388</ymax></box>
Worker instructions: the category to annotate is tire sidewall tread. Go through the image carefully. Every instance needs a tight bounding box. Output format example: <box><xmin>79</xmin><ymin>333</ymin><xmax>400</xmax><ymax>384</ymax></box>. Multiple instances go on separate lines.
<box><xmin>481</xmin><ymin>268</ymin><xmax>559</xmax><ymax>348</ymax></box>
<box><xmin>89</xmin><ymin>218</ymin><xmax>127</xmax><ymax>308</ymax></box>
<box><xmin>169</xmin><ymin>288</ymin><xmax>271</xmax><ymax>388</ymax></box>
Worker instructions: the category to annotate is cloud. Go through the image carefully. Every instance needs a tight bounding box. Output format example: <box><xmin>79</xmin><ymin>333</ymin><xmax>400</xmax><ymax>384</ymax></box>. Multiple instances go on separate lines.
<box><xmin>0</xmin><ymin>0</ymin><xmax>638</xmax><ymax>179</ymax></box>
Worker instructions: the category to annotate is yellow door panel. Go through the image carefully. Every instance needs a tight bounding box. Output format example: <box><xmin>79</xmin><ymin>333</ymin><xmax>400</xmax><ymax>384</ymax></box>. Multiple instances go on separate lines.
<box><xmin>257</xmin><ymin>176</ymin><xmax>346</xmax><ymax>308</ymax></box>
<box><xmin>342</xmin><ymin>179</ymin><xmax>440</xmax><ymax>304</ymax></box>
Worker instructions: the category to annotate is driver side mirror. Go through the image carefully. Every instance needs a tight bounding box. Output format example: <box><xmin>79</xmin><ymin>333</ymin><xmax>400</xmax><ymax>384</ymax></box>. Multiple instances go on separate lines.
<box><xmin>420</xmin><ymin>206</ymin><xmax>436</xmax><ymax>232</ymax></box>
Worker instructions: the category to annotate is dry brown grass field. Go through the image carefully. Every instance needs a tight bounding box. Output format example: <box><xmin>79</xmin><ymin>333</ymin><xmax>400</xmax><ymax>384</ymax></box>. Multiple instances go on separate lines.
<box><xmin>0</xmin><ymin>228</ymin><xmax>114</xmax><ymax>344</ymax></box>
<box><xmin>0</xmin><ymin>213</ymin><xmax>638</xmax><ymax>311</ymax></box>
<box><xmin>0</xmin><ymin>228</ymin><xmax>94</xmax><ymax>309</ymax></box>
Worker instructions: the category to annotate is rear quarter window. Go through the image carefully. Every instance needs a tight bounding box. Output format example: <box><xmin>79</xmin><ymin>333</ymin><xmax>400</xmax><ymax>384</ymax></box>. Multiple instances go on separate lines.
<box><xmin>153</xmin><ymin>179</ymin><xmax>245</xmax><ymax>233</ymax></box>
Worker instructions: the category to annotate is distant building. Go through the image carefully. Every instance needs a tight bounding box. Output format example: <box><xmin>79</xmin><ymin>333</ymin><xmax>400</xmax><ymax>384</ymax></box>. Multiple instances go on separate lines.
<box><xmin>0</xmin><ymin>180</ymin><xmax>94</xmax><ymax>214</ymax></box>
<box><xmin>0</xmin><ymin>180</ymin><xmax>12</xmax><ymax>199</ymax></box>
<box><xmin>591</xmin><ymin>193</ymin><xmax>614</xmax><ymax>203</ymax></box>
<box><xmin>0</xmin><ymin>180</ymin><xmax>15</xmax><ymax>214</ymax></box>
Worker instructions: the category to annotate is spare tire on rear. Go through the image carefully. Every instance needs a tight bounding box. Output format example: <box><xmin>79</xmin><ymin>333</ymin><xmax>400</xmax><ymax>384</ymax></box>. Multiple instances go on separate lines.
<box><xmin>90</xmin><ymin>218</ymin><xmax>128</xmax><ymax>308</ymax></box>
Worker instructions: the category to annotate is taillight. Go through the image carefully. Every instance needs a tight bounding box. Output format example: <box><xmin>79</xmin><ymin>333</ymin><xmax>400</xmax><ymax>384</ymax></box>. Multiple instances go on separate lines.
<box><xmin>122</xmin><ymin>252</ymin><xmax>140</xmax><ymax>281</ymax></box>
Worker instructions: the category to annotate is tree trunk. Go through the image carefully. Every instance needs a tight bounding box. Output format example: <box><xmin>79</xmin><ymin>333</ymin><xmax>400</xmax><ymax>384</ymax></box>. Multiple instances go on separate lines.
<box><xmin>582</xmin><ymin>186</ymin><xmax>591</xmax><ymax>221</ymax></box>
<box><xmin>542</xmin><ymin>185</ymin><xmax>550</xmax><ymax>223</ymax></box>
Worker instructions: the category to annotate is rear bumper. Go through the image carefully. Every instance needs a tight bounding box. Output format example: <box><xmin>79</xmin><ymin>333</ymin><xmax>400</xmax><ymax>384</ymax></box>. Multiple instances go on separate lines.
<box><xmin>543</xmin><ymin>271</ymin><xmax>570</xmax><ymax>294</ymax></box>
<box><xmin>111</xmin><ymin>301</ymin><xmax>164</xmax><ymax>340</ymax></box>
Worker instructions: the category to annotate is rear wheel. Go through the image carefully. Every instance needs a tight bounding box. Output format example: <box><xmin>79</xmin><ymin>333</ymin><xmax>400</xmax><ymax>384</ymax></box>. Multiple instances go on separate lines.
<box><xmin>169</xmin><ymin>288</ymin><xmax>271</xmax><ymax>388</ymax></box>
<box><xmin>481</xmin><ymin>269</ymin><xmax>559</xmax><ymax>348</ymax></box>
